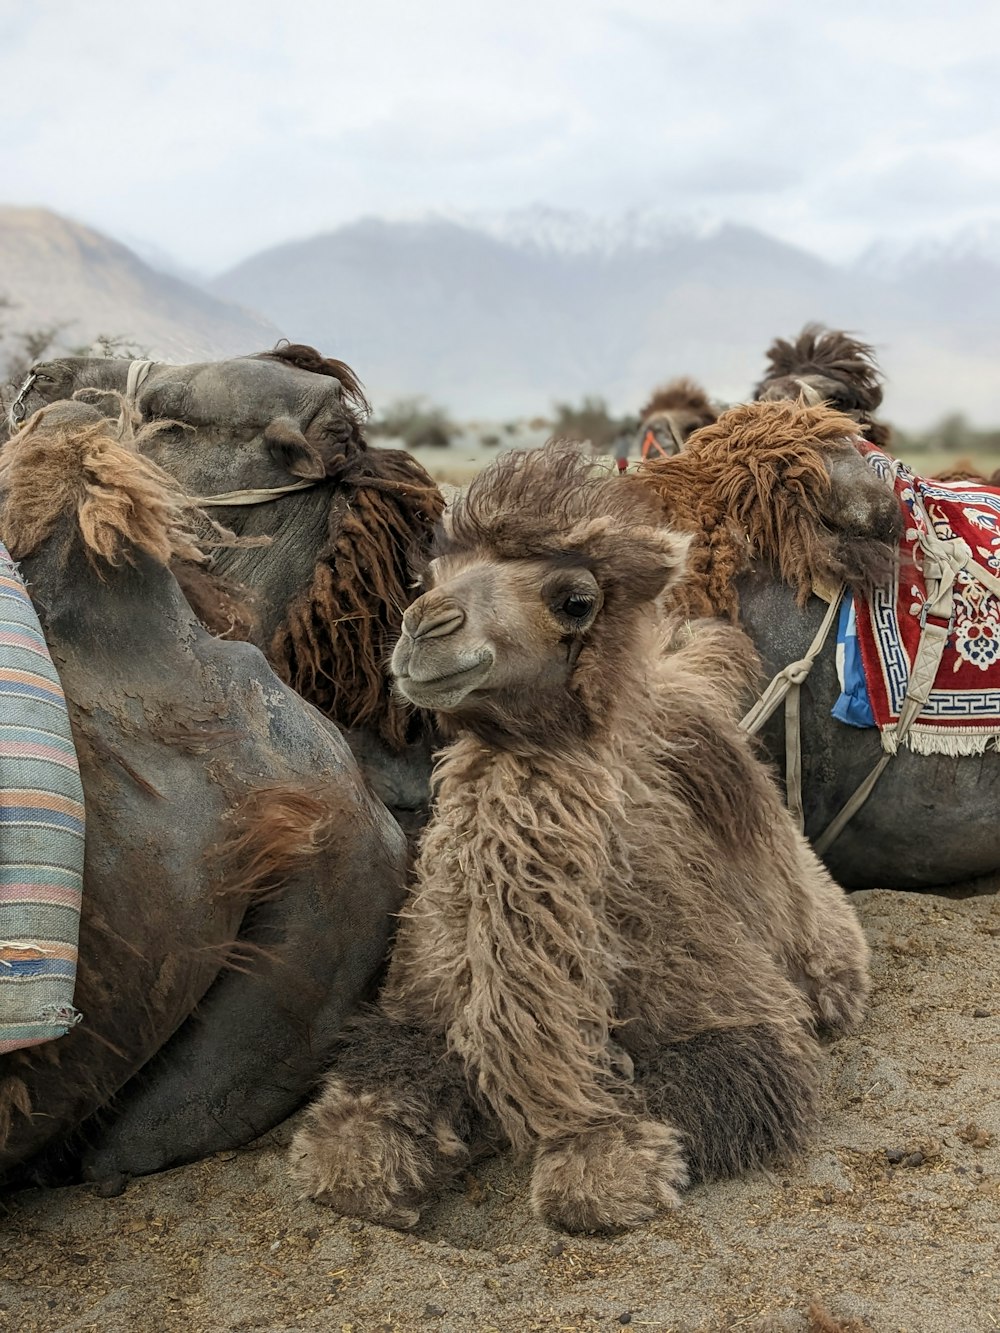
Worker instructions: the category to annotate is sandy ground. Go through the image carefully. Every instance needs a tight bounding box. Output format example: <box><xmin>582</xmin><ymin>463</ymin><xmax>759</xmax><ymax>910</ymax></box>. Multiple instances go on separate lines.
<box><xmin>2</xmin><ymin>887</ymin><xmax>998</xmax><ymax>1333</ymax></box>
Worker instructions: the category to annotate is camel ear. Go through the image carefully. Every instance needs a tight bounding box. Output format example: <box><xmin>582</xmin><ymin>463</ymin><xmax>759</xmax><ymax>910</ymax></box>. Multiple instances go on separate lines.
<box><xmin>564</xmin><ymin>517</ymin><xmax>690</xmax><ymax>606</ymax></box>
<box><xmin>264</xmin><ymin>416</ymin><xmax>326</xmax><ymax>479</ymax></box>
<box><xmin>613</xmin><ymin>525</ymin><xmax>690</xmax><ymax>604</ymax></box>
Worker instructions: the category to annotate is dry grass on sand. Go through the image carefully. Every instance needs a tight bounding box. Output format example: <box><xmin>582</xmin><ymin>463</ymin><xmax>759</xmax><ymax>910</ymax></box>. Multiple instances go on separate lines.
<box><xmin>3</xmin><ymin>886</ymin><xmax>998</xmax><ymax>1333</ymax></box>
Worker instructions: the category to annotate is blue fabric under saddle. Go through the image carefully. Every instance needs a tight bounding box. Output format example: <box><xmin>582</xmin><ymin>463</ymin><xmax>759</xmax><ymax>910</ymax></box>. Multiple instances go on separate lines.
<box><xmin>832</xmin><ymin>594</ymin><xmax>875</xmax><ymax>729</ymax></box>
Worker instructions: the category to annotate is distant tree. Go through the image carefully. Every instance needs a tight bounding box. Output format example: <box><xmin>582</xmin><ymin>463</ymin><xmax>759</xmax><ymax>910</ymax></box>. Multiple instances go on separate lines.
<box><xmin>550</xmin><ymin>395</ymin><xmax>629</xmax><ymax>452</ymax></box>
<box><xmin>0</xmin><ymin>296</ymin><xmax>146</xmax><ymax>423</ymax></box>
<box><xmin>370</xmin><ymin>396</ymin><xmax>456</xmax><ymax>449</ymax></box>
<box><xmin>934</xmin><ymin>412</ymin><xmax>971</xmax><ymax>453</ymax></box>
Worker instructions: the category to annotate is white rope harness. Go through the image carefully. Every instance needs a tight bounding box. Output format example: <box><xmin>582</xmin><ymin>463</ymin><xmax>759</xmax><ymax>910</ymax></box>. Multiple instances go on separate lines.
<box><xmin>190</xmin><ymin>479</ymin><xmax>322</xmax><ymax>507</ymax></box>
<box><xmin>125</xmin><ymin>359</ymin><xmax>155</xmax><ymax>406</ymax></box>
<box><xmin>739</xmin><ymin>586</ymin><xmax>845</xmax><ymax>833</ymax></box>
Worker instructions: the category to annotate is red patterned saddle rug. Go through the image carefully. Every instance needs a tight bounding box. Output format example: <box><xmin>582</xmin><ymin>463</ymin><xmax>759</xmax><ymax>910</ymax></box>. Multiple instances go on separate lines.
<box><xmin>854</xmin><ymin>443</ymin><xmax>1000</xmax><ymax>756</ymax></box>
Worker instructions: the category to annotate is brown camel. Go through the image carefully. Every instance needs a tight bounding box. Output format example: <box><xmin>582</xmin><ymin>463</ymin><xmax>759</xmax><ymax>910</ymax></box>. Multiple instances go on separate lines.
<box><xmin>930</xmin><ymin>459</ymin><xmax>999</xmax><ymax>486</ymax></box>
<box><xmin>635</xmin><ymin>399</ymin><xmax>903</xmax><ymax>621</ymax></box>
<box><xmin>634</xmin><ymin>376</ymin><xmax>719</xmax><ymax>458</ymax></box>
<box><xmin>289</xmin><ymin>441</ymin><xmax>870</xmax><ymax>1234</ymax></box>
<box><xmin>755</xmin><ymin>324</ymin><xmax>892</xmax><ymax>448</ymax></box>
<box><xmin>10</xmin><ymin>346</ymin><xmax>445</xmax><ymax>834</ymax></box>
<box><xmin>0</xmin><ymin>401</ymin><xmax>405</xmax><ymax>1185</ymax></box>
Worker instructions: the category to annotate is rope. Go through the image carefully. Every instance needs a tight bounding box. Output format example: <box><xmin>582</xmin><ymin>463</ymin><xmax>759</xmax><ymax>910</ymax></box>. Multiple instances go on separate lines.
<box><xmin>191</xmin><ymin>479</ymin><xmax>323</xmax><ymax>507</ymax></box>
<box><xmin>125</xmin><ymin>359</ymin><xmax>155</xmax><ymax>406</ymax></box>
<box><xmin>739</xmin><ymin>586</ymin><xmax>844</xmax><ymax>834</ymax></box>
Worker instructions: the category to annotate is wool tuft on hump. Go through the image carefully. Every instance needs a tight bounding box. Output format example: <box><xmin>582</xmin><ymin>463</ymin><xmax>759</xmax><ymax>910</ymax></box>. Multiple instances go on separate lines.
<box><xmin>0</xmin><ymin>402</ymin><xmax>206</xmax><ymax>569</ymax></box>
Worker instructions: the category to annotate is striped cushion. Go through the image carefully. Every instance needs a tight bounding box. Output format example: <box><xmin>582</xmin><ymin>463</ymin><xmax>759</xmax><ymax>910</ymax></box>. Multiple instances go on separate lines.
<box><xmin>0</xmin><ymin>542</ymin><xmax>85</xmax><ymax>1053</ymax></box>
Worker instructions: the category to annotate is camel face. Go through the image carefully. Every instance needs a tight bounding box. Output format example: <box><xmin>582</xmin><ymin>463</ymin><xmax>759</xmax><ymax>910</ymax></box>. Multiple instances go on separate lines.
<box><xmin>757</xmin><ymin>372</ymin><xmax>846</xmax><ymax>411</ymax></box>
<box><xmin>821</xmin><ymin>441</ymin><xmax>904</xmax><ymax>543</ymax></box>
<box><xmin>392</xmin><ymin>554</ymin><xmax>603</xmax><ymax>714</ymax></box>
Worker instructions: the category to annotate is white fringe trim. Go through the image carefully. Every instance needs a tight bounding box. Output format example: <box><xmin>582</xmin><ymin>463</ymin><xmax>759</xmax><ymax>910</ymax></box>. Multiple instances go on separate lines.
<box><xmin>880</xmin><ymin>725</ymin><xmax>1000</xmax><ymax>757</ymax></box>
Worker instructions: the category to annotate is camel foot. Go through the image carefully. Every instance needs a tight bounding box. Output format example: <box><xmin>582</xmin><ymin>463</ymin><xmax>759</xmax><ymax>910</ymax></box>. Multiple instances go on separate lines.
<box><xmin>808</xmin><ymin>963</ymin><xmax>870</xmax><ymax>1037</ymax></box>
<box><xmin>289</xmin><ymin>1082</ymin><xmax>468</xmax><ymax>1230</ymax></box>
<box><xmin>530</xmin><ymin>1118</ymin><xmax>688</xmax><ymax>1234</ymax></box>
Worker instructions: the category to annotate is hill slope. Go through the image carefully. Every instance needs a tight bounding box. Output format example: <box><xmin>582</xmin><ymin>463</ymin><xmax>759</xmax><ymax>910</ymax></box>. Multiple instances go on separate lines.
<box><xmin>214</xmin><ymin>212</ymin><xmax>1000</xmax><ymax>427</ymax></box>
<box><xmin>0</xmin><ymin>207</ymin><xmax>279</xmax><ymax>365</ymax></box>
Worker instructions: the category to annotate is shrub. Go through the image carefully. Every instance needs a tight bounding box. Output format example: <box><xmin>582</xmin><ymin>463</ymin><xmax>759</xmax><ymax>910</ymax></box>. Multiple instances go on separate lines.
<box><xmin>370</xmin><ymin>396</ymin><xmax>456</xmax><ymax>449</ymax></box>
<box><xmin>550</xmin><ymin>395</ymin><xmax>629</xmax><ymax>452</ymax></box>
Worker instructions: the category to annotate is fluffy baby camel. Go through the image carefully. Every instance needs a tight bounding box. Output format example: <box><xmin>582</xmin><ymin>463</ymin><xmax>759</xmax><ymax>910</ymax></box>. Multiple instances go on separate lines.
<box><xmin>291</xmin><ymin>442</ymin><xmax>870</xmax><ymax>1233</ymax></box>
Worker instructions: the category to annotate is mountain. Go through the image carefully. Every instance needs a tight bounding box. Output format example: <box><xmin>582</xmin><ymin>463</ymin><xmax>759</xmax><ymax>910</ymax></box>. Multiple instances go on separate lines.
<box><xmin>5</xmin><ymin>205</ymin><xmax>997</xmax><ymax>428</ymax></box>
<box><xmin>214</xmin><ymin>211</ymin><xmax>1000</xmax><ymax>427</ymax></box>
<box><xmin>0</xmin><ymin>207</ymin><xmax>279</xmax><ymax>365</ymax></box>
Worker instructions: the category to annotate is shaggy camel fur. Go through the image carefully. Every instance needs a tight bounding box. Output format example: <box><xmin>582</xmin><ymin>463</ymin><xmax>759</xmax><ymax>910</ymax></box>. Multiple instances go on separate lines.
<box><xmin>930</xmin><ymin>459</ymin><xmax>1000</xmax><ymax>486</ymax></box>
<box><xmin>755</xmin><ymin>324</ymin><xmax>892</xmax><ymax>448</ymax></box>
<box><xmin>290</xmin><ymin>442</ymin><xmax>870</xmax><ymax>1234</ymax></box>
<box><xmin>637</xmin><ymin>400</ymin><xmax>903</xmax><ymax>620</ymax></box>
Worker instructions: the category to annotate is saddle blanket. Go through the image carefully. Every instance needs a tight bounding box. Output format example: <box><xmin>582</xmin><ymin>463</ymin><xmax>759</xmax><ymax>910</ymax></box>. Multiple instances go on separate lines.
<box><xmin>852</xmin><ymin>446</ymin><xmax>1000</xmax><ymax>756</ymax></box>
<box><xmin>0</xmin><ymin>543</ymin><xmax>85</xmax><ymax>1054</ymax></box>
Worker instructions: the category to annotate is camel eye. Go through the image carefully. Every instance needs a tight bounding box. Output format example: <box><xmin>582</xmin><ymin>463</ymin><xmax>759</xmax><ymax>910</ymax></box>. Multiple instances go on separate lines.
<box><xmin>558</xmin><ymin>592</ymin><xmax>596</xmax><ymax>621</ymax></box>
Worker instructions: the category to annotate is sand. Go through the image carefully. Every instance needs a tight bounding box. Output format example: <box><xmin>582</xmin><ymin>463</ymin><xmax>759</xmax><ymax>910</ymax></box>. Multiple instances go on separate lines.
<box><xmin>2</xmin><ymin>887</ymin><xmax>998</xmax><ymax>1333</ymax></box>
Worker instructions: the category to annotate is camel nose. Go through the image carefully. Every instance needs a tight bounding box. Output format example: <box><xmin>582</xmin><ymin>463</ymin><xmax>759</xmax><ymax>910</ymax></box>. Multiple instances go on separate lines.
<box><xmin>403</xmin><ymin>595</ymin><xmax>466</xmax><ymax>641</ymax></box>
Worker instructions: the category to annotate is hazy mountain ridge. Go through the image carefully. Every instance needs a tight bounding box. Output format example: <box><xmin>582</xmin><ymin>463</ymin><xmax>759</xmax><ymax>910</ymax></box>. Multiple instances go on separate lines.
<box><xmin>214</xmin><ymin>212</ymin><xmax>1000</xmax><ymax>426</ymax></box>
<box><xmin>0</xmin><ymin>207</ymin><xmax>278</xmax><ymax>365</ymax></box>
<box><xmin>4</xmin><ymin>205</ymin><xmax>999</xmax><ymax>428</ymax></box>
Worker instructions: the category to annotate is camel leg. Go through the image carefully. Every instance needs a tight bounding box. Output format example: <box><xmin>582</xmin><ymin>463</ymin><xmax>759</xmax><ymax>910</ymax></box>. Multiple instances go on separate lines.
<box><xmin>530</xmin><ymin>1113</ymin><xmax>689</xmax><ymax>1234</ymax></box>
<box><xmin>289</xmin><ymin>1010</ymin><xmax>477</xmax><ymax>1229</ymax></box>
<box><xmin>786</xmin><ymin>866</ymin><xmax>872</xmax><ymax>1037</ymax></box>
<box><xmin>635</xmin><ymin>1023</ymin><xmax>819</xmax><ymax>1185</ymax></box>
<box><xmin>79</xmin><ymin>871</ymin><xmax>398</xmax><ymax>1184</ymax></box>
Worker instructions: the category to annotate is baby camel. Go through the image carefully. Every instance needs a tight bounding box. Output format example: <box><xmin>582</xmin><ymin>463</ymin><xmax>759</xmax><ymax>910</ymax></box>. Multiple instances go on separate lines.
<box><xmin>291</xmin><ymin>442</ymin><xmax>870</xmax><ymax>1233</ymax></box>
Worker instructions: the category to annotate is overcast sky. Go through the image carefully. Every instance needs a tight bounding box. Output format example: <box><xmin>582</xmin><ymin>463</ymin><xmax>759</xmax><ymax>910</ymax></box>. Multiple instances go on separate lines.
<box><xmin>4</xmin><ymin>0</ymin><xmax>999</xmax><ymax>273</ymax></box>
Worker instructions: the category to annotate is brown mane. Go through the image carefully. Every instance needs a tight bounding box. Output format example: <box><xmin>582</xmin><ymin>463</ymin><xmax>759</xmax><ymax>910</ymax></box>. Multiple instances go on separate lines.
<box><xmin>755</xmin><ymin>324</ymin><xmax>885</xmax><ymax>417</ymax></box>
<box><xmin>254</xmin><ymin>342</ymin><xmax>371</xmax><ymax>418</ymax></box>
<box><xmin>639</xmin><ymin>400</ymin><xmax>896</xmax><ymax>619</ymax></box>
<box><xmin>244</xmin><ymin>346</ymin><xmax>443</xmax><ymax>745</ymax></box>
<box><xmin>443</xmin><ymin>438</ymin><xmax>667</xmax><ymax>566</ymax></box>
<box><xmin>270</xmin><ymin>445</ymin><xmax>445</xmax><ymax>747</ymax></box>
<box><xmin>639</xmin><ymin>377</ymin><xmax>717</xmax><ymax>427</ymax></box>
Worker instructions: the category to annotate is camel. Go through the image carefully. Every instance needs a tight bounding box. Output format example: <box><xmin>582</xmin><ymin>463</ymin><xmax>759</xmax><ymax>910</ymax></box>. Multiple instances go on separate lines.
<box><xmin>289</xmin><ymin>441</ymin><xmax>870</xmax><ymax>1235</ymax></box>
<box><xmin>754</xmin><ymin>324</ymin><xmax>892</xmax><ymax>448</ymax></box>
<box><xmin>0</xmin><ymin>401</ymin><xmax>406</xmax><ymax>1186</ymax></box>
<box><xmin>633</xmin><ymin>376</ymin><xmax>719</xmax><ymax>459</ymax></box>
<box><xmin>17</xmin><ymin>354</ymin><xmax>999</xmax><ymax>890</ymax></box>
<box><xmin>10</xmin><ymin>346</ymin><xmax>444</xmax><ymax>836</ymax></box>
<box><xmin>930</xmin><ymin>459</ymin><xmax>999</xmax><ymax>486</ymax></box>
<box><xmin>637</xmin><ymin>400</ymin><xmax>1000</xmax><ymax>890</ymax></box>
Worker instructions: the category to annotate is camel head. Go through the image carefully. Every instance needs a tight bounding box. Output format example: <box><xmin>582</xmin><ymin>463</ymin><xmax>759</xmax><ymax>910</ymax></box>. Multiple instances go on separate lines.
<box><xmin>754</xmin><ymin>325</ymin><xmax>886</xmax><ymax>433</ymax></box>
<box><xmin>391</xmin><ymin>441</ymin><xmax>688</xmax><ymax>740</ymax></box>
<box><xmin>636</xmin><ymin>378</ymin><xmax>719</xmax><ymax>458</ymax></box>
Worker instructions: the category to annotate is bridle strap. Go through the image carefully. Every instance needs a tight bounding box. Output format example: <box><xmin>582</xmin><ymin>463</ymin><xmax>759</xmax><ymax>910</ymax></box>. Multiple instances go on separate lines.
<box><xmin>125</xmin><ymin>359</ymin><xmax>155</xmax><ymax>406</ymax></box>
<box><xmin>191</xmin><ymin>479</ymin><xmax>323</xmax><ymax>507</ymax></box>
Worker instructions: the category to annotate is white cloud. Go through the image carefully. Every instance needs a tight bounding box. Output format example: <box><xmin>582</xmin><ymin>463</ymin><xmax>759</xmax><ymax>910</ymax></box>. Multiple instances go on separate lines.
<box><xmin>2</xmin><ymin>0</ymin><xmax>998</xmax><ymax>269</ymax></box>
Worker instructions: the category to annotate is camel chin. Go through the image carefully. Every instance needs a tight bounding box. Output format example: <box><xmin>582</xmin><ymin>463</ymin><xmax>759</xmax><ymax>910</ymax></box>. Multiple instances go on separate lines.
<box><xmin>393</xmin><ymin>647</ymin><xmax>495</xmax><ymax>711</ymax></box>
